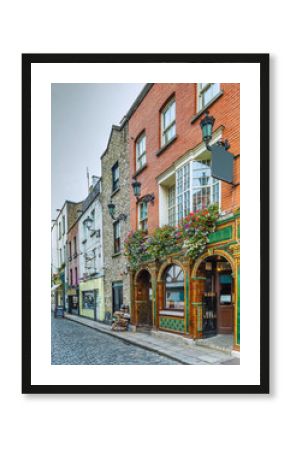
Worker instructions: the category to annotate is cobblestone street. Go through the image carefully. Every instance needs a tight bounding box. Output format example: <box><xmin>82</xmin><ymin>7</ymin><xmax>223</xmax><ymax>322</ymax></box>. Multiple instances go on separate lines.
<box><xmin>51</xmin><ymin>316</ymin><xmax>179</xmax><ymax>365</ymax></box>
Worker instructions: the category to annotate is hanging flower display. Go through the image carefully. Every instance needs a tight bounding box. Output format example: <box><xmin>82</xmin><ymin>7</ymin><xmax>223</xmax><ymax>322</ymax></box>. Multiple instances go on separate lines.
<box><xmin>124</xmin><ymin>204</ymin><xmax>219</xmax><ymax>269</ymax></box>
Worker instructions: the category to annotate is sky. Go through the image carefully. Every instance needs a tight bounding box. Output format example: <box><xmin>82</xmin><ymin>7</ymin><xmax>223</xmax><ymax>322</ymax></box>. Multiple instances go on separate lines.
<box><xmin>51</xmin><ymin>83</ymin><xmax>145</xmax><ymax>219</ymax></box>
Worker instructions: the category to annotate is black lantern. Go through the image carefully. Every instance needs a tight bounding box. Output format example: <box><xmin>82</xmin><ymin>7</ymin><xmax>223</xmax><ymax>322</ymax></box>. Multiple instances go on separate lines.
<box><xmin>131</xmin><ymin>178</ymin><xmax>141</xmax><ymax>198</ymax></box>
<box><xmin>83</xmin><ymin>216</ymin><xmax>94</xmax><ymax>230</ymax></box>
<box><xmin>107</xmin><ymin>201</ymin><xmax>116</xmax><ymax>218</ymax></box>
<box><xmin>107</xmin><ymin>200</ymin><xmax>127</xmax><ymax>221</ymax></box>
<box><xmin>200</xmin><ymin>111</ymin><xmax>215</xmax><ymax>143</ymax></box>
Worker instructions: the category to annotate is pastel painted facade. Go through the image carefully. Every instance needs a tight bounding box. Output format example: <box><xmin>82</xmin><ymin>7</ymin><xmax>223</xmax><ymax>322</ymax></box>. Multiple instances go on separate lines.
<box><xmin>78</xmin><ymin>178</ymin><xmax>105</xmax><ymax>321</ymax></box>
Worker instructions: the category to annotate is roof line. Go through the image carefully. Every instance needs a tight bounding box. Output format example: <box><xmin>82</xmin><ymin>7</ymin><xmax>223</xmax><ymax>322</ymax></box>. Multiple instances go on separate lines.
<box><xmin>101</xmin><ymin>83</ymin><xmax>154</xmax><ymax>160</ymax></box>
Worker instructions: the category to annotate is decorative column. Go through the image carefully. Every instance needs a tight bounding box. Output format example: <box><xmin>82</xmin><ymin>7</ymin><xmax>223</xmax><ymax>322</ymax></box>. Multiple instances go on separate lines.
<box><xmin>129</xmin><ymin>270</ymin><xmax>137</xmax><ymax>326</ymax></box>
<box><xmin>229</xmin><ymin>243</ymin><xmax>240</xmax><ymax>351</ymax></box>
<box><xmin>183</xmin><ymin>259</ymin><xmax>191</xmax><ymax>336</ymax></box>
<box><xmin>148</xmin><ymin>262</ymin><xmax>158</xmax><ymax>329</ymax></box>
<box><xmin>191</xmin><ymin>276</ymin><xmax>206</xmax><ymax>339</ymax></box>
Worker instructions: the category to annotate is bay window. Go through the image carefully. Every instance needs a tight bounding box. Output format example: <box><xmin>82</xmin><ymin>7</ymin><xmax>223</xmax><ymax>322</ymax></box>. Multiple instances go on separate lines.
<box><xmin>168</xmin><ymin>185</ymin><xmax>176</xmax><ymax>226</ymax></box>
<box><xmin>176</xmin><ymin>163</ymin><xmax>190</xmax><ymax>224</ymax></box>
<box><xmin>160</xmin><ymin>153</ymin><xmax>220</xmax><ymax>226</ymax></box>
<box><xmin>192</xmin><ymin>160</ymin><xmax>219</xmax><ymax>212</ymax></box>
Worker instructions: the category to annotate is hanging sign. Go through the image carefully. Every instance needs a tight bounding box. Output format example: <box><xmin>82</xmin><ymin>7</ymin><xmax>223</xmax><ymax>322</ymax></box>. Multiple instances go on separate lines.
<box><xmin>211</xmin><ymin>143</ymin><xmax>234</xmax><ymax>184</ymax></box>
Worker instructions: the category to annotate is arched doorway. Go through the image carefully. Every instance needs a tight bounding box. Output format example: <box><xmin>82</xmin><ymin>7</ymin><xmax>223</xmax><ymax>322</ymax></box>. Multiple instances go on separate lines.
<box><xmin>135</xmin><ymin>269</ymin><xmax>152</xmax><ymax>327</ymax></box>
<box><xmin>196</xmin><ymin>255</ymin><xmax>234</xmax><ymax>337</ymax></box>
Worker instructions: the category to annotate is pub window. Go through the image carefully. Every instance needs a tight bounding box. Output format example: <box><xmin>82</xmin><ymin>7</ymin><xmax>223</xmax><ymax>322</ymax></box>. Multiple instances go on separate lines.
<box><xmin>113</xmin><ymin>220</ymin><xmax>121</xmax><ymax>254</ymax></box>
<box><xmin>58</xmin><ymin>222</ymin><xmax>61</xmax><ymax>239</ymax></box>
<box><xmin>73</xmin><ymin>236</ymin><xmax>77</xmax><ymax>256</ymax></box>
<box><xmin>136</xmin><ymin>133</ymin><xmax>146</xmax><ymax>171</ymax></box>
<box><xmin>197</xmin><ymin>83</ymin><xmax>220</xmax><ymax>111</ymax></box>
<box><xmin>138</xmin><ymin>201</ymin><xmax>148</xmax><ymax>232</ymax></box>
<box><xmin>161</xmin><ymin>97</ymin><xmax>176</xmax><ymax>146</ymax></box>
<box><xmin>164</xmin><ymin>264</ymin><xmax>184</xmax><ymax>310</ymax></box>
<box><xmin>112</xmin><ymin>162</ymin><xmax>120</xmax><ymax>192</ymax></box>
<box><xmin>70</xmin><ymin>269</ymin><xmax>73</xmax><ymax>286</ymax></box>
<box><xmin>69</xmin><ymin>241</ymin><xmax>72</xmax><ymax>258</ymax></box>
<box><xmin>75</xmin><ymin>267</ymin><xmax>78</xmax><ymax>285</ymax></box>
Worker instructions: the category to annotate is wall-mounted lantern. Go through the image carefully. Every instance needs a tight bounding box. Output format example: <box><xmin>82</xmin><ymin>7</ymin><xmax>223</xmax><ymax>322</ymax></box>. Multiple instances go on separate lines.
<box><xmin>131</xmin><ymin>177</ymin><xmax>155</xmax><ymax>204</ymax></box>
<box><xmin>83</xmin><ymin>216</ymin><xmax>94</xmax><ymax>231</ymax></box>
<box><xmin>200</xmin><ymin>110</ymin><xmax>234</xmax><ymax>185</ymax></box>
<box><xmin>200</xmin><ymin>111</ymin><xmax>215</xmax><ymax>143</ymax></box>
<box><xmin>107</xmin><ymin>199</ymin><xmax>127</xmax><ymax>221</ymax></box>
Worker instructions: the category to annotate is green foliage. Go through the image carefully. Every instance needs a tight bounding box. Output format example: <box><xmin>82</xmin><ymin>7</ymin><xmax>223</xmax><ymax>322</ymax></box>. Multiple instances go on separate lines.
<box><xmin>124</xmin><ymin>204</ymin><xmax>219</xmax><ymax>268</ymax></box>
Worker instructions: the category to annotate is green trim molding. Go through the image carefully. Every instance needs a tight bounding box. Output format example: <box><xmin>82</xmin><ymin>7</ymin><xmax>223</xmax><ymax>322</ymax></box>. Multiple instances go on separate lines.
<box><xmin>159</xmin><ymin>317</ymin><xmax>184</xmax><ymax>333</ymax></box>
<box><xmin>237</xmin><ymin>265</ymin><xmax>240</xmax><ymax>345</ymax></box>
<box><xmin>185</xmin><ymin>273</ymin><xmax>190</xmax><ymax>333</ymax></box>
<box><xmin>209</xmin><ymin>225</ymin><xmax>232</xmax><ymax>244</ymax></box>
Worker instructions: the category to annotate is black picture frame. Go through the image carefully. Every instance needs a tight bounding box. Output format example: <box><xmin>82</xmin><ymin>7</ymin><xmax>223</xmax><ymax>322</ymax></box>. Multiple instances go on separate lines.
<box><xmin>22</xmin><ymin>53</ymin><xmax>269</xmax><ymax>394</ymax></box>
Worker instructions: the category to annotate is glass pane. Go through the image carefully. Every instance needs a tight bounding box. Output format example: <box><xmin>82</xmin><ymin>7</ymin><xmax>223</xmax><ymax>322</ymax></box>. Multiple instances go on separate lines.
<box><xmin>184</xmin><ymin>190</ymin><xmax>190</xmax><ymax>216</ymax></box>
<box><xmin>212</xmin><ymin>83</ymin><xmax>219</xmax><ymax>97</ymax></box>
<box><xmin>177</xmin><ymin>168</ymin><xmax>183</xmax><ymax>194</ymax></box>
<box><xmin>183</xmin><ymin>163</ymin><xmax>190</xmax><ymax>190</ymax></box>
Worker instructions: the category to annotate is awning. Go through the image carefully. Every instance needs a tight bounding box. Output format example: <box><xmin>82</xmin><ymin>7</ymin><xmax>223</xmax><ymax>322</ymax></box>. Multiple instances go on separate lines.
<box><xmin>51</xmin><ymin>284</ymin><xmax>61</xmax><ymax>291</ymax></box>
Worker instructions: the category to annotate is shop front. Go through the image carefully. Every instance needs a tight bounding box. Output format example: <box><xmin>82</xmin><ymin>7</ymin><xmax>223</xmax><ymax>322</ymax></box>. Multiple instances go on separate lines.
<box><xmin>79</xmin><ymin>277</ymin><xmax>105</xmax><ymax>321</ymax></box>
<box><xmin>67</xmin><ymin>287</ymin><xmax>79</xmax><ymax>315</ymax></box>
<box><xmin>130</xmin><ymin>215</ymin><xmax>240</xmax><ymax>351</ymax></box>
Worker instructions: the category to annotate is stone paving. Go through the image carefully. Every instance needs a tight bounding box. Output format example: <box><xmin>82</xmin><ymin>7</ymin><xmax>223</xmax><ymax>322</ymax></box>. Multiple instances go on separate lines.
<box><xmin>57</xmin><ymin>314</ymin><xmax>239</xmax><ymax>365</ymax></box>
<box><xmin>51</xmin><ymin>316</ymin><xmax>179</xmax><ymax>365</ymax></box>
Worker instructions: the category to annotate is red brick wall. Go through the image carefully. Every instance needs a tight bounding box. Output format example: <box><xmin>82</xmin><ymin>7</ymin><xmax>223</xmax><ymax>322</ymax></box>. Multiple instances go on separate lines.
<box><xmin>128</xmin><ymin>83</ymin><xmax>240</xmax><ymax>233</ymax></box>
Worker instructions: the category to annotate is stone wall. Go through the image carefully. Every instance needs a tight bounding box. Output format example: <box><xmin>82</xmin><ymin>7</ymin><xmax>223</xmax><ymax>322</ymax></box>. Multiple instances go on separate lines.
<box><xmin>101</xmin><ymin>123</ymin><xmax>131</xmax><ymax>322</ymax></box>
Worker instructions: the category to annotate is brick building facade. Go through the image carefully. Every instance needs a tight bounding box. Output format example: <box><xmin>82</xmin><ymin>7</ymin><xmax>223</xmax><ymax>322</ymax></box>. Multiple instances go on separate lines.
<box><xmin>127</xmin><ymin>83</ymin><xmax>240</xmax><ymax>350</ymax></box>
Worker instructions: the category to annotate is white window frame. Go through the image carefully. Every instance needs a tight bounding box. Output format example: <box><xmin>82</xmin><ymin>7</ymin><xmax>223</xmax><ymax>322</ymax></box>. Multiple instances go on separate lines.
<box><xmin>136</xmin><ymin>133</ymin><xmax>146</xmax><ymax>171</ymax></box>
<box><xmin>138</xmin><ymin>201</ymin><xmax>148</xmax><ymax>231</ymax></box>
<box><xmin>161</xmin><ymin>97</ymin><xmax>176</xmax><ymax>146</ymax></box>
<box><xmin>197</xmin><ymin>83</ymin><xmax>220</xmax><ymax>111</ymax></box>
<box><xmin>191</xmin><ymin>159</ymin><xmax>220</xmax><ymax>213</ymax></box>
<box><xmin>168</xmin><ymin>185</ymin><xmax>176</xmax><ymax>227</ymax></box>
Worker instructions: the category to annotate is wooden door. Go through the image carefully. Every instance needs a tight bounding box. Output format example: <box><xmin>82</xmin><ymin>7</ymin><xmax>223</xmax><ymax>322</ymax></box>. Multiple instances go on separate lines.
<box><xmin>217</xmin><ymin>273</ymin><xmax>233</xmax><ymax>333</ymax></box>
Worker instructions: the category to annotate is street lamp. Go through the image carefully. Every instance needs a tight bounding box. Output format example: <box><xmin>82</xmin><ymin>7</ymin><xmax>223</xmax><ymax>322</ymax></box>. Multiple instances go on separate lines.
<box><xmin>107</xmin><ymin>199</ymin><xmax>127</xmax><ymax>221</ymax></box>
<box><xmin>200</xmin><ymin>110</ymin><xmax>234</xmax><ymax>185</ymax></box>
<box><xmin>131</xmin><ymin>177</ymin><xmax>155</xmax><ymax>204</ymax></box>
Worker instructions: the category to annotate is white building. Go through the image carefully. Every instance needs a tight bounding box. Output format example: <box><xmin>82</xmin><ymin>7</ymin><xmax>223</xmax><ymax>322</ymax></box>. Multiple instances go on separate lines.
<box><xmin>78</xmin><ymin>178</ymin><xmax>105</xmax><ymax>321</ymax></box>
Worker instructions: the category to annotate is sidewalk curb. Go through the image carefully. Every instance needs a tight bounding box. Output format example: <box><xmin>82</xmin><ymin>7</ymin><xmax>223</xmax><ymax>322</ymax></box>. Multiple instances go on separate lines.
<box><xmin>64</xmin><ymin>314</ymin><xmax>189</xmax><ymax>365</ymax></box>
